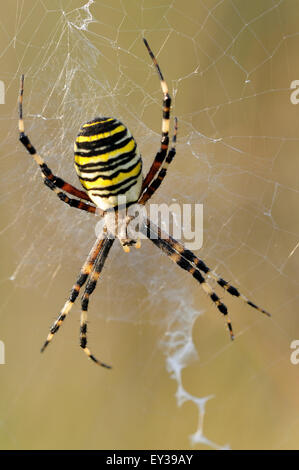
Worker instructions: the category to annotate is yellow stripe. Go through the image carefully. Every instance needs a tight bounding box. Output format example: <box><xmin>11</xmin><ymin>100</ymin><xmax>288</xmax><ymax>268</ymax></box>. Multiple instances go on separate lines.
<box><xmin>82</xmin><ymin>118</ymin><xmax>113</xmax><ymax>128</ymax></box>
<box><xmin>74</xmin><ymin>138</ymin><xmax>135</xmax><ymax>165</ymax></box>
<box><xmin>80</xmin><ymin>161</ymin><xmax>141</xmax><ymax>189</ymax></box>
<box><xmin>76</xmin><ymin>125</ymin><xmax>125</xmax><ymax>143</ymax></box>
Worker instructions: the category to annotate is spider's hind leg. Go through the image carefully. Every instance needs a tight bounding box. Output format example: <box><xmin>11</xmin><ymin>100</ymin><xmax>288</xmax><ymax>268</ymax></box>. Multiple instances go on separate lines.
<box><xmin>19</xmin><ymin>75</ymin><xmax>101</xmax><ymax>215</ymax></box>
<box><xmin>141</xmin><ymin>38</ymin><xmax>172</xmax><ymax>191</ymax></box>
<box><xmin>139</xmin><ymin>117</ymin><xmax>178</xmax><ymax>205</ymax></box>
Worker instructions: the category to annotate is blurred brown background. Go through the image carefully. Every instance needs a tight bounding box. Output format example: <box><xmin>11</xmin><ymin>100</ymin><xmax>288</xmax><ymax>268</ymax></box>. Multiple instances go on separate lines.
<box><xmin>0</xmin><ymin>0</ymin><xmax>299</xmax><ymax>450</ymax></box>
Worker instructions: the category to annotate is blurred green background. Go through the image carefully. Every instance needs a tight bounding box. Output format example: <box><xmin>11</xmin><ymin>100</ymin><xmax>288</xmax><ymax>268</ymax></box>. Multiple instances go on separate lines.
<box><xmin>0</xmin><ymin>0</ymin><xmax>299</xmax><ymax>450</ymax></box>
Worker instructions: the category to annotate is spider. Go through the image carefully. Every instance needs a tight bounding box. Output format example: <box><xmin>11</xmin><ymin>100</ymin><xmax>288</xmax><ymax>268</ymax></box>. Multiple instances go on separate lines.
<box><xmin>18</xmin><ymin>38</ymin><xmax>270</xmax><ymax>368</ymax></box>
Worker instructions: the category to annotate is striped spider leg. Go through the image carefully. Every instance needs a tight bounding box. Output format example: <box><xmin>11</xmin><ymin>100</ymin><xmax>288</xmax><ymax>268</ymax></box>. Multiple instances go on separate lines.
<box><xmin>139</xmin><ymin>117</ymin><xmax>177</xmax><ymax>205</ymax></box>
<box><xmin>136</xmin><ymin>42</ymin><xmax>270</xmax><ymax>336</ymax></box>
<box><xmin>18</xmin><ymin>75</ymin><xmax>101</xmax><ymax>216</ymax></box>
<box><xmin>139</xmin><ymin>38</ymin><xmax>178</xmax><ymax>205</ymax></box>
<box><xmin>140</xmin><ymin>218</ymin><xmax>270</xmax><ymax>340</ymax></box>
<box><xmin>41</xmin><ymin>227</ymin><xmax>114</xmax><ymax>367</ymax></box>
<box><xmin>79</xmin><ymin>234</ymin><xmax>114</xmax><ymax>366</ymax></box>
<box><xmin>141</xmin><ymin>38</ymin><xmax>172</xmax><ymax>193</ymax></box>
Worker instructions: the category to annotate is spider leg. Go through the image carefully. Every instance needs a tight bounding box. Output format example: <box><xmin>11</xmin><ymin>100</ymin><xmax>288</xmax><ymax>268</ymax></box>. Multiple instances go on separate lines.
<box><xmin>43</xmin><ymin>178</ymin><xmax>98</xmax><ymax>214</ymax></box>
<box><xmin>140</xmin><ymin>218</ymin><xmax>234</xmax><ymax>340</ymax></box>
<box><xmin>79</xmin><ymin>235</ymin><xmax>114</xmax><ymax>368</ymax></box>
<box><xmin>155</xmin><ymin>230</ymin><xmax>271</xmax><ymax>317</ymax></box>
<box><xmin>19</xmin><ymin>75</ymin><xmax>103</xmax><ymax>216</ymax></box>
<box><xmin>139</xmin><ymin>117</ymin><xmax>177</xmax><ymax>205</ymax></box>
<box><xmin>41</xmin><ymin>231</ymin><xmax>109</xmax><ymax>353</ymax></box>
<box><xmin>141</xmin><ymin>38</ymin><xmax>172</xmax><ymax>192</ymax></box>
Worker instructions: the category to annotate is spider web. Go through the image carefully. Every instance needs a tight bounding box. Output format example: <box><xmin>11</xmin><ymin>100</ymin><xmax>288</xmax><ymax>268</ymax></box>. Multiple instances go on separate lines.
<box><xmin>0</xmin><ymin>0</ymin><xmax>299</xmax><ymax>450</ymax></box>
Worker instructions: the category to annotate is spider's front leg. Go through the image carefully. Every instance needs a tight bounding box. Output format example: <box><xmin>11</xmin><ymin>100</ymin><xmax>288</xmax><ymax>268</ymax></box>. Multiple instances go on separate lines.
<box><xmin>140</xmin><ymin>218</ymin><xmax>234</xmax><ymax>339</ymax></box>
<box><xmin>79</xmin><ymin>235</ymin><xmax>114</xmax><ymax>367</ymax></box>
<box><xmin>140</xmin><ymin>218</ymin><xmax>271</xmax><ymax>340</ymax></box>
<box><xmin>41</xmin><ymin>230</ymin><xmax>111</xmax><ymax>354</ymax></box>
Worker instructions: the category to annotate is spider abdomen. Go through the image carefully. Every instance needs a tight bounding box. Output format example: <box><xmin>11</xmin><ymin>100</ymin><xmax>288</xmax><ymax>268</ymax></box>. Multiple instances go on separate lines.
<box><xmin>74</xmin><ymin>117</ymin><xmax>143</xmax><ymax>211</ymax></box>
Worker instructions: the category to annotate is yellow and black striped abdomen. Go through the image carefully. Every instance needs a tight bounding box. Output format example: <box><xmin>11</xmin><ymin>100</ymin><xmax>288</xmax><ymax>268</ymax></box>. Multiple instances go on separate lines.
<box><xmin>74</xmin><ymin>117</ymin><xmax>143</xmax><ymax>211</ymax></box>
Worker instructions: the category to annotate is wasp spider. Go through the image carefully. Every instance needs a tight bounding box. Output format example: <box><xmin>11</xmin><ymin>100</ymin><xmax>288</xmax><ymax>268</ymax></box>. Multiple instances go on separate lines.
<box><xmin>18</xmin><ymin>39</ymin><xmax>270</xmax><ymax>368</ymax></box>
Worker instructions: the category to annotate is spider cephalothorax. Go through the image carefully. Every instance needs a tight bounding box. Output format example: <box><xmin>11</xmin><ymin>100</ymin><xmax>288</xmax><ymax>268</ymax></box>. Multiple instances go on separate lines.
<box><xmin>103</xmin><ymin>203</ymin><xmax>145</xmax><ymax>250</ymax></box>
<box><xmin>18</xmin><ymin>38</ymin><xmax>270</xmax><ymax>368</ymax></box>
